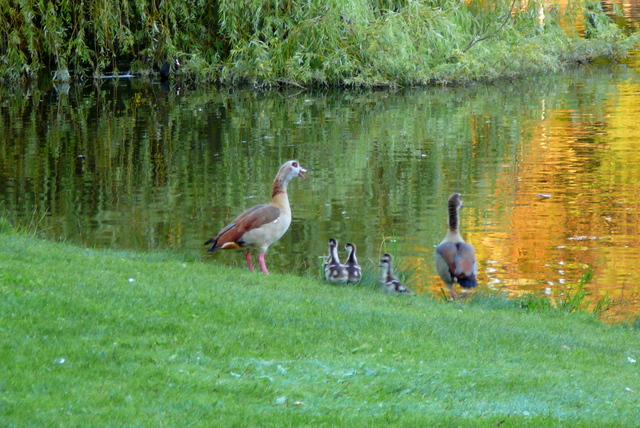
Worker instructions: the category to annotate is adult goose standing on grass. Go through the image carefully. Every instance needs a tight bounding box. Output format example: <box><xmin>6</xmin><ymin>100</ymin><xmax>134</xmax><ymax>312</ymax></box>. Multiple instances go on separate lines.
<box><xmin>324</xmin><ymin>238</ymin><xmax>349</xmax><ymax>284</ymax></box>
<box><xmin>204</xmin><ymin>160</ymin><xmax>307</xmax><ymax>275</ymax></box>
<box><xmin>379</xmin><ymin>253</ymin><xmax>413</xmax><ymax>294</ymax></box>
<box><xmin>344</xmin><ymin>242</ymin><xmax>362</xmax><ymax>284</ymax></box>
<box><xmin>434</xmin><ymin>193</ymin><xmax>478</xmax><ymax>298</ymax></box>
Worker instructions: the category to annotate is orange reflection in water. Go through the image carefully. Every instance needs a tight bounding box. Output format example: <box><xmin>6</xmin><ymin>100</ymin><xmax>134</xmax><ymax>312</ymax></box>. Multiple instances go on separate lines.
<box><xmin>418</xmin><ymin>75</ymin><xmax>640</xmax><ymax>322</ymax></box>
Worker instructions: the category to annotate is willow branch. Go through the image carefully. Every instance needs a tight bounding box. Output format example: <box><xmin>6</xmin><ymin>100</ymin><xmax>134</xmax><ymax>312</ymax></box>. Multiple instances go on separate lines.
<box><xmin>460</xmin><ymin>0</ymin><xmax>519</xmax><ymax>55</ymax></box>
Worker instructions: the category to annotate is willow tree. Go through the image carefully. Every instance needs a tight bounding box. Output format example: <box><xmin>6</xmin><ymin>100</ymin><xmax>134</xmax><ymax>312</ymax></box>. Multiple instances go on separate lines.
<box><xmin>0</xmin><ymin>0</ymin><xmax>636</xmax><ymax>85</ymax></box>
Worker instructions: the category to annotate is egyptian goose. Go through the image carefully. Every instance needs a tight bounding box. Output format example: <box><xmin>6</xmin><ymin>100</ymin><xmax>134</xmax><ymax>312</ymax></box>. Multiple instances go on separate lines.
<box><xmin>434</xmin><ymin>193</ymin><xmax>478</xmax><ymax>298</ymax></box>
<box><xmin>204</xmin><ymin>160</ymin><xmax>306</xmax><ymax>275</ymax></box>
<box><xmin>379</xmin><ymin>253</ymin><xmax>413</xmax><ymax>294</ymax></box>
<box><xmin>344</xmin><ymin>243</ymin><xmax>362</xmax><ymax>284</ymax></box>
<box><xmin>324</xmin><ymin>238</ymin><xmax>349</xmax><ymax>284</ymax></box>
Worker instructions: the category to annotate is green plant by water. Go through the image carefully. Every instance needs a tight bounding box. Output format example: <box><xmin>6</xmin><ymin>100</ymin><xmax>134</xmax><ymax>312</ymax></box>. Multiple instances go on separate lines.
<box><xmin>1</xmin><ymin>0</ymin><xmax>637</xmax><ymax>85</ymax></box>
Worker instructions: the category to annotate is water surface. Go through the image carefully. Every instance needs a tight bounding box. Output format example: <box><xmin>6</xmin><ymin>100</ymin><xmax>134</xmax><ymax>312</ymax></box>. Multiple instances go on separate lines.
<box><xmin>1</xmin><ymin>57</ymin><xmax>640</xmax><ymax>321</ymax></box>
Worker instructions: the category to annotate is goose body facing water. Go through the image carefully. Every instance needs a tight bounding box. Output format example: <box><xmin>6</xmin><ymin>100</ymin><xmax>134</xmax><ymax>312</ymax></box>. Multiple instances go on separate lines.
<box><xmin>324</xmin><ymin>238</ymin><xmax>349</xmax><ymax>284</ymax></box>
<box><xmin>434</xmin><ymin>193</ymin><xmax>477</xmax><ymax>298</ymax></box>
<box><xmin>344</xmin><ymin>242</ymin><xmax>362</xmax><ymax>284</ymax></box>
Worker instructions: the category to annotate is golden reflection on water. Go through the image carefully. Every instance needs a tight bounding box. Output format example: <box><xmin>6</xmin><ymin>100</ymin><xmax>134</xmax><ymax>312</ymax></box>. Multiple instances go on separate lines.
<box><xmin>418</xmin><ymin>70</ymin><xmax>640</xmax><ymax>322</ymax></box>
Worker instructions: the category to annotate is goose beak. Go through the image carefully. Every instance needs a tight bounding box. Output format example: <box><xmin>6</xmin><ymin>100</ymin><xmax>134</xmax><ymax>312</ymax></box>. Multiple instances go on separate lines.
<box><xmin>298</xmin><ymin>167</ymin><xmax>307</xmax><ymax>178</ymax></box>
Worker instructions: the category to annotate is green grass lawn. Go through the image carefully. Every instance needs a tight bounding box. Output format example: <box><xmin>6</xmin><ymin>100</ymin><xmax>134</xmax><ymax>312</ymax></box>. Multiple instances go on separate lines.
<box><xmin>1</xmin><ymin>224</ymin><xmax>639</xmax><ymax>426</ymax></box>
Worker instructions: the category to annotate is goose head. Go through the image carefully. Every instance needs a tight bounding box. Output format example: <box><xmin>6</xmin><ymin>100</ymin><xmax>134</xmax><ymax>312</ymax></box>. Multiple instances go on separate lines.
<box><xmin>344</xmin><ymin>242</ymin><xmax>356</xmax><ymax>257</ymax></box>
<box><xmin>326</xmin><ymin>238</ymin><xmax>341</xmax><ymax>262</ymax></box>
<box><xmin>280</xmin><ymin>160</ymin><xmax>307</xmax><ymax>181</ymax></box>
<box><xmin>448</xmin><ymin>193</ymin><xmax>463</xmax><ymax>210</ymax></box>
<box><xmin>379</xmin><ymin>253</ymin><xmax>393</xmax><ymax>268</ymax></box>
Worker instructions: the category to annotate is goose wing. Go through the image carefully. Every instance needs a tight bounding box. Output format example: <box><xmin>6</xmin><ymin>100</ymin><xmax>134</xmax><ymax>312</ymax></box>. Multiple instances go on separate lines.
<box><xmin>453</xmin><ymin>242</ymin><xmax>477</xmax><ymax>287</ymax></box>
<box><xmin>436</xmin><ymin>241</ymin><xmax>477</xmax><ymax>284</ymax></box>
<box><xmin>205</xmin><ymin>204</ymin><xmax>281</xmax><ymax>251</ymax></box>
<box><xmin>435</xmin><ymin>242</ymin><xmax>458</xmax><ymax>279</ymax></box>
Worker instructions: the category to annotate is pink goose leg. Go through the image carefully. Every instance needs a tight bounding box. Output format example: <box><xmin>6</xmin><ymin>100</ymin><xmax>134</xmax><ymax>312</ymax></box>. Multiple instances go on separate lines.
<box><xmin>245</xmin><ymin>251</ymin><xmax>255</xmax><ymax>272</ymax></box>
<box><xmin>259</xmin><ymin>253</ymin><xmax>270</xmax><ymax>275</ymax></box>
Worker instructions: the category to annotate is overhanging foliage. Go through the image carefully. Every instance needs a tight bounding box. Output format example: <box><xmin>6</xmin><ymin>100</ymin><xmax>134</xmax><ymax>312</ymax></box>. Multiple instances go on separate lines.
<box><xmin>0</xmin><ymin>0</ymin><xmax>637</xmax><ymax>85</ymax></box>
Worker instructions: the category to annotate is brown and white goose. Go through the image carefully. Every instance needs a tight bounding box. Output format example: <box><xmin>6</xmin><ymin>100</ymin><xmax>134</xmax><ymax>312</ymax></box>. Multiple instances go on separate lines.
<box><xmin>434</xmin><ymin>193</ymin><xmax>478</xmax><ymax>298</ymax></box>
<box><xmin>324</xmin><ymin>238</ymin><xmax>349</xmax><ymax>284</ymax></box>
<box><xmin>379</xmin><ymin>253</ymin><xmax>413</xmax><ymax>294</ymax></box>
<box><xmin>344</xmin><ymin>242</ymin><xmax>362</xmax><ymax>284</ymax></box>
<box><xmin>204</xmin><ymin>160</ymin><xmax>306</xmax><ymax>275</ymax></box>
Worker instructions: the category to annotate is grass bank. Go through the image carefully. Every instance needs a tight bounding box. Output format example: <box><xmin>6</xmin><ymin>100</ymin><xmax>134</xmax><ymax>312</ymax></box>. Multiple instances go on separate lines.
<box><xmin>1</xmin><ymin>0</ymin><xmax>638</xmax><ymax>85</ymax></box>
<box><xmin>1</xmin><ymin>223</ymin><xmax>639</xmax><ymax>426</ymax></box>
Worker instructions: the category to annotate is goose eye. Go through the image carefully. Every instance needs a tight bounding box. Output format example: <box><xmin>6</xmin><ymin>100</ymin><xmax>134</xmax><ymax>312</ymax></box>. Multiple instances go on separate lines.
<box><xmin>292</xmin><ymin>161</ymin><xmax>298</xmax><ymax>167</ymax></box>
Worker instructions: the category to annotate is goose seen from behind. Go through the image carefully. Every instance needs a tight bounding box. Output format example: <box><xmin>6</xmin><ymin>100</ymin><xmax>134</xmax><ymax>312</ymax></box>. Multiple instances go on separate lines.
<box><xmin>434</xmin><ymin>193</ymin><xmax>478</xmax><ymax>298</ymax></box>
<box><xmin>324</xmin><ymin>238</ymin><xmax>349</xmax><ymax>284</ymax></box>
<box><xmin>204</xmin><ymin>160</ymin><xmax>307</xmax><ymax>275</ymax></box>
<box><xmin>379</xmin><ymin>253</ymin><xmax>413</xmax><ymax>294</ymax></box>
<box><xmin>344</xmin><ymin>242</ymin><xmax>362</xmax><ymax>284</ymax></box>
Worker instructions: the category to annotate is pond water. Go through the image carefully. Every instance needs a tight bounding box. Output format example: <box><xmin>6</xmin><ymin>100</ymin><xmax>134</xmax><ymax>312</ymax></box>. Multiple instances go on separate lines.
<box><xmin>2</xmin><ymin>54</ymin><xmax>640</xmax><ymax>321</ymax></box>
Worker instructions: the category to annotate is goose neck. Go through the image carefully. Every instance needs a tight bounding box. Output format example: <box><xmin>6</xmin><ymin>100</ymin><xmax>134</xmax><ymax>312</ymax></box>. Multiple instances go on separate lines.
<box><xmin>330</xmin><ymin>245</ymin><xmax>341</xmax><ymax>263</ymax></box>
<box><xmin>270</xmin><ymin>190</ymin><xmax>290</xmax><ymax>214</ymax></box>
<box><xmin>380</xmin><ymin>264</ymin><xmax>392</xmax><ymax>281</ymax></box>
<box><xmin>272</xmin><ymin>177</ymin><xmax>289</xmax><ymax>198</ymax></box>
<box><xmin>448</xmin><ymin>204</ymin><xmax>460</xmax><ymax>232</ymax></box>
